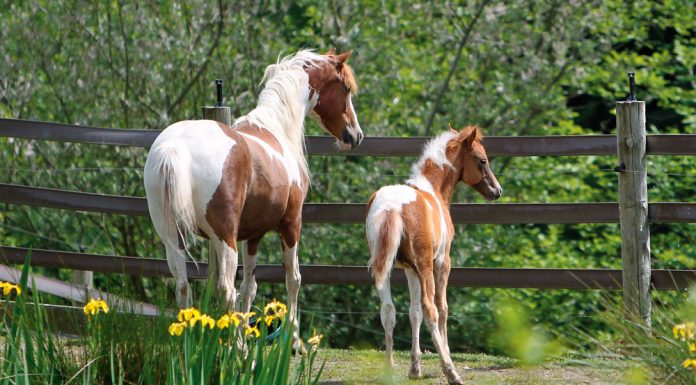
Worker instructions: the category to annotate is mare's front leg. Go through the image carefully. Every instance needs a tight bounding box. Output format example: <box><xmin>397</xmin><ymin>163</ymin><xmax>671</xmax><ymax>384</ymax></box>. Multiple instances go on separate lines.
<box><xmin>210</xmin><ymin>237</ymin><xmax>239</xmax><ymax>310</ymax></box>
<box><xmin>240</xmin><ymin>238</ymin><xmax>262</xmax><ymax>314</ymax></box>
<box><xmin>279</xmin><ymin>221</ymin><xmax>303</xmax><ymax>351</ymax></box>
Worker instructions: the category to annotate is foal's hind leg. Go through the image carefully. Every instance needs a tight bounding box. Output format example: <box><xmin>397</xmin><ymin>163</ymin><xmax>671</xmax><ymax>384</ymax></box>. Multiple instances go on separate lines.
<box><xmin>405</xmin><ymin>269</ymin><xmax>423</xmax><ymax>378</ymax></box>
<box><xmin>377</xmin><ymin>277</ymin><xmax>396</xmax><ymax>367</ymax></box>
<box><xmin>434</xmin><ymin>256</ymin><xmax>452</xmax><ymax>355</ymax></box>
<box><xmin>418</xmin><ymin>268</ymin><xmax>462</xmax><ymax>385</ymax></box>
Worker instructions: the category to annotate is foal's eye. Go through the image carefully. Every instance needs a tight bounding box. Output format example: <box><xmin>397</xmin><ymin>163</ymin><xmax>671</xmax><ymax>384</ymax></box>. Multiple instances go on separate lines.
<box><xmin>480</xmin><ymin>158</ymin><xmax>487</xmax><ymax>166</ymax></box>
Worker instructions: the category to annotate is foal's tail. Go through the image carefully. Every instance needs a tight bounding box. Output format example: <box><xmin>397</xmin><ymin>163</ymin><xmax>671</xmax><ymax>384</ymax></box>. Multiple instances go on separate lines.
<box><xmin>366</xmin><ymin>207</ymin><xmax>403</xmax><ymax>290</ymax></box>
<box><xmin>144</xmin><ymin>139</ymin><xmax>196</xmax><ymax>244</ymax></box>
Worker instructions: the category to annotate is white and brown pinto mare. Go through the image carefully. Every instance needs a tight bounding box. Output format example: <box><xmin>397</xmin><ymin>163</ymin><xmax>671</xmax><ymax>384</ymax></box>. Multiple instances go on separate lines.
<box><xmin>366</xmin><ymin>125</ymin><xmax>501</xmax><ymax>384</ymax></box>
<box><xmin>144</xmin><ymin>50</ymin><xmax>362</xmax><ymax>345</ymax></box>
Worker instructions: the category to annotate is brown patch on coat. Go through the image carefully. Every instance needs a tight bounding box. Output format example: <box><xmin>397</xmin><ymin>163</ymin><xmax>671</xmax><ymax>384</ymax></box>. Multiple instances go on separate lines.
<box><xmin>205</xmin><ymin>122</ymin><xmax>310</xmax><ymax>246</ymax></box>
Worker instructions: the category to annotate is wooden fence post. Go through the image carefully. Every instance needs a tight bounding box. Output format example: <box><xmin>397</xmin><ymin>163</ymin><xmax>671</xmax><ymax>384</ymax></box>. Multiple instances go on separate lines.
<box><xmin>616</xmin><ymin>72</ymin><xmax>651</xmax><ymax>327</ymax></box>
<box><xmin>202</xmin><ymin>79</ymin><xmax>231</xmax><ymax>126</ymax></box>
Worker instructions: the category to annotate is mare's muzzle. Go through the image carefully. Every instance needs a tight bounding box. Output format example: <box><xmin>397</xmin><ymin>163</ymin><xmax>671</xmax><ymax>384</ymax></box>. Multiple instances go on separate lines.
<box><xmin>341</xmin><ymin>127</ymin><xmax>364</xmax><ymax>149</ymax></box>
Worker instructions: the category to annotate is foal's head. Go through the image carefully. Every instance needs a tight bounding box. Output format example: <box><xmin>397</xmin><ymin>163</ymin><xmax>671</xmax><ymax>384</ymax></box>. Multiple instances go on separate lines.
<box><xmin>448</xmin><ymin>125</ymin><xmax>502</xmax><ymax>201</ymax></box>
<box><xmin>306</xmin><ymin>49</ymin><xmax>363</xmax><ymax>150</ymax></box>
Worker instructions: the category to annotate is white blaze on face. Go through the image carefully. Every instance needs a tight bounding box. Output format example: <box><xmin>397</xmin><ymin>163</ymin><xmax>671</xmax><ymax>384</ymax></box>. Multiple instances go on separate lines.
<box><xmin>346</xmin><ymin>95</ymin><xmax>362</xmax><ymax>138</ymax></box>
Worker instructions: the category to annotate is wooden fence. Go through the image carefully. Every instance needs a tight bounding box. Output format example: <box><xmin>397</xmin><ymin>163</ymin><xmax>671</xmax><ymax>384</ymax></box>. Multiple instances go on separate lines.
<box><xmin>1</xmin><ymin>117</ymin><xmax>696</xmax><ymax>317</ymax></box>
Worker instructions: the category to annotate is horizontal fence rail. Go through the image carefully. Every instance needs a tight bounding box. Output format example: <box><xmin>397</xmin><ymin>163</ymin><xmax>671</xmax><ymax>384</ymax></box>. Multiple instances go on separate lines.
<box><xmin>2</xmin><ymin>118</ymin><xmax>696</xmax><ymax>156</ymax></box>
<box><xmin>1</xmin><ymin>246</ymin><xmax>694</xmax><ymax>291</ymax></box>
<box><xmin>2</xmin><ymin>183</ymin><xmax>696</xmax><ymax>224</ymax></box>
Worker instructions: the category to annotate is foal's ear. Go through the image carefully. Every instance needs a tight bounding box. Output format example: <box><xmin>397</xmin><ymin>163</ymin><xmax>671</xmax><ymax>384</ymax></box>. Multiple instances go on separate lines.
<box><xmin>324</xmin><ymin>47</ymin><xmax>336</xmax><ymax>55</ymax></box>
<box><xmin>448</xmin><ymin>123</ymin><xmax>457</xmax><ymax>134</ymax></box>
<box><xmin>460</xmin><ymin>125</ymin><xmax>481</xmax><ymax>148</ymax></box>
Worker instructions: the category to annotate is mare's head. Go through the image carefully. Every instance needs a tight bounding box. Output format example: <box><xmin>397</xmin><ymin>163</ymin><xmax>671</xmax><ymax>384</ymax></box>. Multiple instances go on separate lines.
<box><xmin>448</xmin><ymin>125</ymin><xmax>502</xmax><ymax>201</ymax></box>
<box><xmin>306</xmin><ymin>49</ymin><xmax>363</xmax><ymax>150</ymax></box>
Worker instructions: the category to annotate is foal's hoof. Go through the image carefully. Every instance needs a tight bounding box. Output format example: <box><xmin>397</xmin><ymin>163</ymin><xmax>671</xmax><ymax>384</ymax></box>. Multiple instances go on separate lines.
<box><xmin>408</xmin><ymin>370</ymin><xmax>422</xmax><ymax>380</ymax></box>
<box><xmin>446</xmin><ymin>373</ymin><xmax>463</xmax><ymax>385</ymax></box>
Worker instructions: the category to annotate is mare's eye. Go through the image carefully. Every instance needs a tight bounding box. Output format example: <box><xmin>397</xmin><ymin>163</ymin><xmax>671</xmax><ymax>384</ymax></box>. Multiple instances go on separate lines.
<box><xmin>480</xmin><ymin>158</ymin><xmax>487</xmax><ymax>166</ymax></box>
<box><xmin>343</xmin><ymin>85</ymin><xmax>350</xmax><ymax>93</ymax></box>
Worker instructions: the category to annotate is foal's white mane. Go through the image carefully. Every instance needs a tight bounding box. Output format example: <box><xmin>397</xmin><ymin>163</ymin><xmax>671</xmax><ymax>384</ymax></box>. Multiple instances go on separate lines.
<box><xmin>234</xmin><ymin>50</ymin><xmax>329</xmax><ymax>179</ymax></box>
<box><xmin>407</xmin><ymin>131</ymin><xmax>457</xmax><ymax>187</ymax></box>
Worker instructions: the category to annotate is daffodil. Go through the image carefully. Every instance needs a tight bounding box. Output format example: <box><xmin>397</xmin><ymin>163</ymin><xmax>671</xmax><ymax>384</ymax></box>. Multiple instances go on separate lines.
<box><xmin>83</xmin><ymin>298</ymin><xmax>109</xmax><ymax>316</ymax></box>
<box><xmin>683</xmin><ymin>358</ymin><xmax>696</xmax><ymax>370</ymax></box>
<box><xmin>190</xmin><ymin>314</ymin><xmax>215</xmax><ymax>329</ymax></box>
<box><xmin>1</xmin><ymin>282</ymin><xmax>22</xmax><ymax>296</ymax></box>
<box><xmin>177</xmin><ymin>307</ymin><xmax>201</xmax><ymax>322</ymax></box>
<box><xmin>245</xmin><ymin>324</ymin><xmax>260</xmax><ymax>338</ymax></box>
<box><xmin>168</xmin><ymin>321</ymin><xmax>187</xmax><ymax>336</ymax></box>
<box><xmin>308</xmin><ymin>329</ymin><xmax>323</xmax><ymax>347</ymax></box>
<box><xmin>673</xmin><ymin>322</ymin><xmax>696</xmax><ymax>341</ymax></box>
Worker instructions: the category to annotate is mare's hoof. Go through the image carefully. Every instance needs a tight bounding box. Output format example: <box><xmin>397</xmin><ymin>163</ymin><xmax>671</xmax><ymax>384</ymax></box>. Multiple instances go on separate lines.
<box><xmin>292</xmin><ymin>339</ymin><xmax>306</xmax><ymax>355</ymax></box>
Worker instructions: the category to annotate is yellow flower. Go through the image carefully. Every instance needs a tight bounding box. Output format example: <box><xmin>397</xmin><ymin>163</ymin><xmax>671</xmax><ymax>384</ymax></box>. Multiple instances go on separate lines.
<box><xmin>264</xmin><ymin>299</ymin><xmax>288</xmax><ymax>319</ymax></box>
<box><xmin>239</xmin><ymin>312</ymin><xmax>256</xmax><ymax>322</ymax></box>
<box><xmin>673</xmin><ymin>322</ymin><xmax>696</xmax><ymax>341</ymax></box>
<box><xmin>264</xmin><ymin>315</ymin><xmax>275</xmax><ymax>326</ymax></box>
<box><xmin>308</xmin><ymin>329</ymin><xmax>323</xmax><ymax>347</ymax></box>
<box><xmin>177</xmin><ymin>307</ymin><xmax>201</xmax><ymax>322</ymax></box>
<box><xmin>168</xmin><ymin>321</ymin><xmax>187</xmax><ymax>336</ymax></box>
<box><xmin>217</xmin><ymin>313</ymin><xmax>241</xmax><ymax>329</ymax></box>
<box><xmin>83</xmin><ymin>298</ymin><xmax>109</xmax><ymax>316</ymax></box>
<box><xmin>1</xmin><ymin>282</ymin><xmax>21</xmax><ymax>296</ymax></box>
<box><xmin>245</xmin><ymin>324</ymin><xmax>260</xmax><ymax>338</ymax></box>
<box><xmin>190</xmin><ymin>314</ymin><xmax>215</xmax><ymax>329</ymax></box>
<box><xmin>683</xmin><ymin>358</ymin><xmax>696</xmax><ymax>370</ymax></box>
<box><xmin>690</xmin><ymin>343</ymin><xmax>696</xmax><ymax>354</ymax></box>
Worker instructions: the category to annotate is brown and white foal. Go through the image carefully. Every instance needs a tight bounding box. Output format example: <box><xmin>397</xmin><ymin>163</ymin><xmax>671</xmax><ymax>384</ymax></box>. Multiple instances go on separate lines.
<box><xmin>144</xmin><ymin>50</ymin><xmax>362</xmax><ymax>346</ymax></box>
<box><xmin>366</xmin><ymin>126</ymin><xmax>501</xmax><ymax>384</ymax></box>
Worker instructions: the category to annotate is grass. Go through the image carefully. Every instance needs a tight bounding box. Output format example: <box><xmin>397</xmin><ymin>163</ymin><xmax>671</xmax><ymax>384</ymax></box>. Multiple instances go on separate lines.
<box><xmin>317</xmin><ymin>349</ymin><xmax>628</xmax><ymax>385</ymax></box>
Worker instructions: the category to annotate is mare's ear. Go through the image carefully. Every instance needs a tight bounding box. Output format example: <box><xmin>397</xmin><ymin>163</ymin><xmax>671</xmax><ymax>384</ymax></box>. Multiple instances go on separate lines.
<box><xmin>333</xmin><ymin>50</ymin><xmax>353</xmax><ymax>68</ymax></box>
<box><xmin>448</xmin><ymin>123</ymin><xmax>457</xmax><ymax>134</ymax></box>
<box><xmin>324</xmin><ymin>47</ymin><xmax>336</xmax><ymax>55</ymax></box>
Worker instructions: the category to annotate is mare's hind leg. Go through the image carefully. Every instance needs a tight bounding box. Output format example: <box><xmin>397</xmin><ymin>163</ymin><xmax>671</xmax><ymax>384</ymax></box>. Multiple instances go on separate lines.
<box><xmin>405</xmin><ymin>269</ymin><xmax>423</xmax><ymax>378</ymax></box>
<box><xmin>165</xmin><ymin>242</ymin><xmax>190</xmax><ymax>308</ymax></box>
<box><xmin>418</xmin><ymin>267</ymin><xmax>462</xmax><ymax>385</ymax></box>
<box><xmin>239</xmin><ymin>238</ymin><xmax>261</xmax><ymax>314</ymax></box>
<box><xmin>210</xmin><ymin>237</ymin><xmax>239</xmax><ymax>310</ymax></box>
<box><xmin>377</xmin><ymin>276</ymin><xmax>396</xmax><ymax>367</ymax></box>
